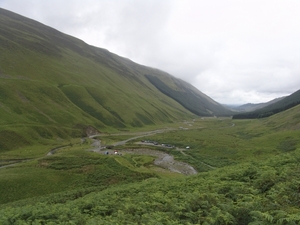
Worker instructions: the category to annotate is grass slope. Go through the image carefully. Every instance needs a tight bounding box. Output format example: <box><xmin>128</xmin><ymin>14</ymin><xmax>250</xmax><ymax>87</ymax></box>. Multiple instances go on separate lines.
<box><xmin>233</xmin><ymin>89</ymin><xmax>300</xmax><ymax>119</ymax></box>
<box><xmin>2</xmin><ymin>8</ymin><xmax>300</xmax><ymax>224</ymax></box>
<box><xmin>0</xmin><ymin>8</ymin><xmax>202</xmax><ymax>151</ymax></box>
<box><xmin>0</xmin><ymin>106</ymin><xmax>300</xmax><ymax>224</ymax></box>
<box><xmin>145</xmin><ymin>74</ymin><xmax>233</xmax><ymax>116</ymax></box>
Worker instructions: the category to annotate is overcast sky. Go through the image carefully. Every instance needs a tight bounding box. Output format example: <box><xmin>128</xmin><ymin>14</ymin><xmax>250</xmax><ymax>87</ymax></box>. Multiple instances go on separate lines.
<box><xmin>1</xmin><ymin>0</ymin><xmax>300</xmax><ymax>104</ymax></box>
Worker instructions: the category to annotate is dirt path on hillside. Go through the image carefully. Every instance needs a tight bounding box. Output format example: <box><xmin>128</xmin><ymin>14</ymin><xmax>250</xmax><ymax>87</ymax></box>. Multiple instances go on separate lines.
<box><xmin>89</xmin><ymin>128</ymin><xmax>174</xmax><ymax>146</ymax></box>
<box><xmin>0</xmin><ymin>159</ymin><xmax>31</xmax><ymax>169</ymax></box>
<box><xmin>89</xmin><ymin>128</ymin><xmax>198</xmax><ymax>175</ymax></box>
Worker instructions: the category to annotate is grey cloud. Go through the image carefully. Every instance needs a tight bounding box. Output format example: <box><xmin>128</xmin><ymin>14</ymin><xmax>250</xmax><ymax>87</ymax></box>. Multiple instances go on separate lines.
<box><xmin>1</xmin><ymin>0</ymin><xmax>300</xmax><ymax>104</ymax></box>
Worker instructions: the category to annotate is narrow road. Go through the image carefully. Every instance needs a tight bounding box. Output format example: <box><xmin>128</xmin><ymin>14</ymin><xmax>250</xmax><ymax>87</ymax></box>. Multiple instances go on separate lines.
<box><xmin>1</xmin><ymin>123</ymin><xmax>215</xmax><ymax>173</ymax></box>
<box><xmin>0</xmin><ymin>159</ymin><xmax>31</xmax><ymax>169</ymax></box>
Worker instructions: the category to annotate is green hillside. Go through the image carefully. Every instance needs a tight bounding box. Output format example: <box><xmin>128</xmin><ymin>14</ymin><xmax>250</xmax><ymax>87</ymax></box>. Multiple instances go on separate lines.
<box><xmin>231</xmin><ymin>96</ymin><xmax>285</xmax><ymax>112</ymax></box>
<box><xmin>0</xmin><ymin>8</ymin><xmax>233</xmax><ymax>152</ymax></box>
<box><xmin>1</xmin><ymin>105</ymin><xmax>300</xmax><ymax>224</ymax></box>
<box><xmin>233</xmin><ymin>89</ymin><xmax>300</xmax><ymax>119</ymax></box>
<box><xmin>2</xmin><ymin>8</ymin><xmax>300</xmax><ymax>224</ymax></box>
<box><xmin>145</xmin><ymin>74</ymin><xmax>233</xmax><ymax>116</ymax></box>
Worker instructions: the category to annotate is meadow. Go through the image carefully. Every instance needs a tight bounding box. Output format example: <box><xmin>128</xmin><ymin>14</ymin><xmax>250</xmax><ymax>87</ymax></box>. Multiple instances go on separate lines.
<box><xmin>0</xmin><ymin>105</ymin><xmax>300</xmax><ymax>224</ymax></box>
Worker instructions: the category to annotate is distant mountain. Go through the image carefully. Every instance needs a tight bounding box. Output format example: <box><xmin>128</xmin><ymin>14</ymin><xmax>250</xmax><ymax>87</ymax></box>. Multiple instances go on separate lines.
<box><xmin>144</xmin><ymin>74</ymin><xmax>233</xmax><ymax>117</ymax></box>
<box><xmin>0</xmin><ymin>8</ymin><xmax>233</xmax><ymax>150</ymax></box>
<box><xmin>233</xmin><ymin>97</ymin><xmax>286</xmax><ymax>112</ymax></box>
<box><xmin>233</xmin><ymin>89</ymin><xmax>300</xmax><ymax>119</ymax></box>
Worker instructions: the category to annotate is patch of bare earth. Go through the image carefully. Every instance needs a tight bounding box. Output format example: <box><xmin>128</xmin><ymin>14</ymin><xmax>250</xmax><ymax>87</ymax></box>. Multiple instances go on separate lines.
<box><xmin>118</xmin><ymin>149</ymin><xmax>197</xmax><ymax>176</ymax></box>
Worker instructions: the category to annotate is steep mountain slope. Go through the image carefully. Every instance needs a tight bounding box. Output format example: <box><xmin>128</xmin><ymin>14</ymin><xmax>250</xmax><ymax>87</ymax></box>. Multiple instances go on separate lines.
<box><xmin>0</xmin><ymin>8</ymin><xmax>232</xmax><ymax>150</ymax></box>
<box><xmin>145</xmin><ymin>74</ymin><xmax>232</xmax><ymax>116</ymax></box>
<box><xmin>233</xmin><ymin>89</ymin><xmax>300</xmax><ymax>119</ymax></box>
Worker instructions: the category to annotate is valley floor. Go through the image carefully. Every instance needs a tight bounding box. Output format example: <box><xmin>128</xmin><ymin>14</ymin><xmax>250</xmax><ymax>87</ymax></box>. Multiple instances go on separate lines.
<box><xmin>1</xmin><ymin>114</ymin><xmax>300</xmax><ymax>224</ymax></box>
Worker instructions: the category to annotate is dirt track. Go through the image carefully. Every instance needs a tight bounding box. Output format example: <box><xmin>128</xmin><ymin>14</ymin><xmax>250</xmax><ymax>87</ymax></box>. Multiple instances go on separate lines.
<box><xmin>90</xmin><ymin>128</ymin><xmax>198</xmax><ymax>175</ymax></box>
<box><xmin>1</xmin><ymin>128</ymin><xmax>198</xmax><ymax>176</ymax></box>
<box><xmin>96</xmin><ymin>148</ymin><xmax>197</xmax><ymax>175</ymax></box>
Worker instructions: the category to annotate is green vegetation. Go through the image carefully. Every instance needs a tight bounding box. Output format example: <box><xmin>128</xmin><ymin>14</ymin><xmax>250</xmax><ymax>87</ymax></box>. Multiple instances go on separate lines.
<box><xmin>233</xmin><ymin>89</ymin><xmax>300</xmax><ymax>119</ymax></box>
<box><xmin>145</xmin><ymin>74</ymin><xmax>233</xmax><ymax>117</ymax></box>
<box><xmin>1</xmin><ymin>105</ymin><xmax>300</xmax><ymax>224</ymax></box>
<box><xmin>1</xmin><ymin>7</ymin><xmax>223</xmax><ymax>152</ymax></box>
<box><xmin>1</xmin><ymin>141</ymin><xmax>300</xmax><ymax>224</ymax></box>
<box><xmin>0</xmin><ymin>145</ymin><xmax>158</xmax><ymax>204</ymax></box>
<box><xmin>0</xmin><ymin>6</ymin><xmax>233</xmax><ymax>153</ymax></box>
<box><xmin>1</xmin><ymin>8</ymin><xmax>300</xmax><ymax>224</ymax></box>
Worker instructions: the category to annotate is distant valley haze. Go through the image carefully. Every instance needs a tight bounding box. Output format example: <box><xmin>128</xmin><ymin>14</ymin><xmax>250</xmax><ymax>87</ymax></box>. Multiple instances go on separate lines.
<box><xmin>1</xmin><ymin>0</ymin><xmax>300</xmax><ymax>104</ymax></box>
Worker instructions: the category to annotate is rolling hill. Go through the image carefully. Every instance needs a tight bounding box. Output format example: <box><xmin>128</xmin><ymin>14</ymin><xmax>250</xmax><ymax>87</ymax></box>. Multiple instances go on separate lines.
<box><xmin>228</xmin><ymin>96</ymin><xmax>285</xmax><ymax>112</ymax></box>
<box><xmin>0</xmin><ymin>8</ymin><xmax>232</xmax><ymax>151</ymax></box>
<box><xmin>233</xmin><ymin>89</ymin><xmax>300</xmax><ymax>119</ymax></box>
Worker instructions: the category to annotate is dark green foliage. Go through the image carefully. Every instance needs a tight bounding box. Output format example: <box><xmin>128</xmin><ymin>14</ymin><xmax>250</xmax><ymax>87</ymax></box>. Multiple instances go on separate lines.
<box><xmin>231</xmin><ymin>207</ymin><xmax>252</xmax><ymax>225</ymax></box>
<box><xmin>0</xmin><ymin>151</ymin><xmax>156</xmax><ymax>204</ymax></box>
<box><xmin>38</xmin><ymin>154</ymin><xmax>154</xmax><ymax>185</ymax></box>
<box><xmin>86</xmin><ymin>161</ymin><xmax>152</xmax><ymax>186</ymax></box>
<box><xmin>2</xmin><ymin>150</ymin><xmax>300</xmax><ymax>224</ymax></box>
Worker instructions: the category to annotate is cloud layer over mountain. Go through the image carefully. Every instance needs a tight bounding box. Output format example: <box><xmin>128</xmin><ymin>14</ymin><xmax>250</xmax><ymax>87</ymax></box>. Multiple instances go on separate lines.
<box><xmin>1</xmin><ymin>0</ymin><xmax>300</xmax><ymax>104</ymax></box>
